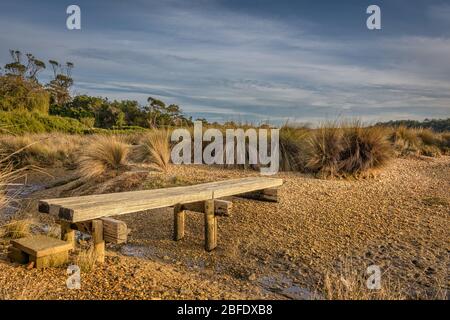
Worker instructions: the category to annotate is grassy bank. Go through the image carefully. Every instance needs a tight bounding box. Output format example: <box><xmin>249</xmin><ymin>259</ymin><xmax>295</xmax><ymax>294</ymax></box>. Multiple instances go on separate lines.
<box><xmin>0</xmin><ymin>122</ymin><xmax>448</xmax><ymax>178</ymax></box>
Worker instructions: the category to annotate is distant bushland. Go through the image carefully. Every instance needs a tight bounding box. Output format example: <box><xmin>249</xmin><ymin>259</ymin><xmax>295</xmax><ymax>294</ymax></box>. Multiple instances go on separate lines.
<box><xmin>376</xmin><ymin>118</ymin><xmax>450</xmax><ymax>132</ymax></box>
<box><xmin>0</xmin><ymin>110</ymin><xmax>87</xmax><ymax>134</ymax></box>
<box><xmin>0</xmin><ymin>49</ymin><xmax>194</xmax><ymax>133</ymax></box>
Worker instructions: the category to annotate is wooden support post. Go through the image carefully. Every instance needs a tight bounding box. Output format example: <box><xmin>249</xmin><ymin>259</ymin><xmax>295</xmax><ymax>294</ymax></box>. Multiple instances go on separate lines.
<box><xmin>173</xmin><ymin>204</ymin><xmax>185</xmax><ymax>241</ymax></box>
<box><xmin>214</xmin><ymin>200</ymin><xmax>233</xmax><ymax>217</ymax></box>
<box><xmin>60</xmin><ymin>221</ymin><xmax>75</xmax><ymax>249</ymax></box>
<box><xmin>204</xmin><ymin>199</ymin><xmax>217</xmax><ymax>251</ymax></box>
<box><xmin>101</xmin><ymin>218</ymin><xmax>128</xmax><ymax>244</ymax></box>
<box><xmin>235</xmin><ymin>187</ymin><xmax>279</xmax><ymax>202</ymax></box>
<box><xmin>91</xmin><ymin>220</ymin><xmax>105</xmax><ymax>263</ymax></box>
<box><xmin>181</xmin><ymin>199</ymin><xmax>233</xmax><ymax>216</ymax></box>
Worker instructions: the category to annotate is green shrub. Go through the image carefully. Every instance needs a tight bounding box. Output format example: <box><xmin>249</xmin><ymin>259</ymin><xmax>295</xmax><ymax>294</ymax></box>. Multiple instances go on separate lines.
<box><xmin>0</xmin><ymin>111</ymin><xmax>87</xmax><ymax>134</ymax></box>
<box><xmin>0</xmin><ymin>75</ymin><xmax>50</xmax><ymax>113</ymax></box>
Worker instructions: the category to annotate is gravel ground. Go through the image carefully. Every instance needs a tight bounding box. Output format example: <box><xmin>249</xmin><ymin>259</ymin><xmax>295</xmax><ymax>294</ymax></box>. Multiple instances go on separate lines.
<box><xmin>0</xmin><ymin>156</ymin><xmax>449</xmax><ymax>299</ymax></box>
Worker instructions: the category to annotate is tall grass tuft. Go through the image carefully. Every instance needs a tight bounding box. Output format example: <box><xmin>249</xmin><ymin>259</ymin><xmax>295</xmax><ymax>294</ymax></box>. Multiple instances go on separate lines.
<box><xmin>440</xmin><ymin>132</ymin><xmax>450</xmax><ymax>154</ymax></box>
<box><xmin>279</xmin><ymin>125</ymin><xmax>310</xmax><ymax>171</ymax></box>
<box><xmin>78</xmin><ymin>135</ymin><xmax>130</xmax><ymax>180</ymax></box>
<box><xmin>340</xmin><ymin>124</ymin><xmax>392</xmax><ymax>175</ymax></box>
<box><xmin>75</xmin><ymin>245</ymin><xmax>97</xmax><ymax>272</ymax></box>
<box><xmin>135</xmin><ymin>129</ymin><xmax>171</xmax><ymax>171</ymax></box>
<box><xmin>305</xmin><ymin>121</ymin><xmax>393</xmax><ymax>178</ymax></box>
<box><xmin>305</xmin><ymin>123</ymin><xmax>344</xmax><ymax>178</ymax></box>
<box><xmin>390</xmin><ymin>126</ymin><xmax>420</xmax><ymax>155</ymax></box>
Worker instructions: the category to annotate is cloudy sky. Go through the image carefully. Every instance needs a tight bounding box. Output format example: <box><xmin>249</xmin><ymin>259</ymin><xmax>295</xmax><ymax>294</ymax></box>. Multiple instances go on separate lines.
<box><xmin>1</xmin><ymin>0</ymin><xmax>449</xmax><ymax>124</ymax></box>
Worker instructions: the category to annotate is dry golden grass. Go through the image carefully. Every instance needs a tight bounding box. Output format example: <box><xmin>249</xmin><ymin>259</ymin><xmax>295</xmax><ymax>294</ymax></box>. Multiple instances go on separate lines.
<box><xmin>390</xmin><ymin>125</ymin><xmax>421</xmax><ymax>155</ymax></box>
<box><xmin>0</xmin><ymin>162</ymin><xmax>16</xmax><ymax>210</ymax></box>
<box><xmin>322</xmin><ymin>271</ymin><xmax>405</xmax><ymax>300</ymax></box>
<box><xmin>303</xmin><ymin>122</ymin><xmax>393</xmax><ymax>178</ymax></box>
<box><xmin>416</xmin><ymin>128</ymin><xmax>441</xmax><ymax>147</ymax></box>
<box><xmin>0</xmin><ymin>219</ymin><xmax>32</xmax><ymax>239</ymax></box>
<box><xmin>320</xmin><ymin>259</ymin><xmax>405</xmax><ymax>300</ymax></box>
<box><xmin>0</xmin><ymin>125</ymin><xmax>446</xmax><ymax>181</ymax></box>
<box><xmin>135</xmin><ymin>129</ymin><xmax>171</xmax><ymax>171</ymax></box>
<box><xmin>340</xmin><ymin>125</ymin><xmax>392</xmax><ymax>175</ymax></box>
<box><xmin>279</xmin><ymin>126</ymin><xmax>310</xmax><ymax>171</ymax></box>
<box><xmin>0</xmin><ymin>133</ymin><xmax>85</xmax><ymax>168</ymax></box>
<box><xmin>77</xmin><ymin>135</ymin><xmax>130</xmax><ymax>180</ymax></box>
<box><xmin>305</xmin><ymin>123</ymin><xmax>344</xmax><ymax>178</ymax></box>
<box><xmin>75</xmin><ymin>245</ymin><xmax>97</xmax><ymax>272</ymax></box>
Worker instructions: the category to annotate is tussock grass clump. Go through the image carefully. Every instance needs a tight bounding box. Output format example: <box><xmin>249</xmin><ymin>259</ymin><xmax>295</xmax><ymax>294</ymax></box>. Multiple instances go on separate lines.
<box><xmin>135</xmin><ymin>129</ymin><xmax>171</xmax><ymax>171</ymax></box>
<box><xmin>416</xmin><ymin>128</ymin><xmax>441</xmax><ymax>147</ymax></box>
<box><xmin>340</xmin><ymin>125</ymin><xmax>392</xmax><ymax>175</ymax></box>
<box><xmin>0</xmin><ymin>219</ymin><xmax>32</xmax><ymax>239</ymax></box>
<box><xmin>279</xmin><ymin>125</ymin><xmax>310</xmax><ymax>171</ymax></box>
<box><xmin>305</xmin><ymin>123</ymin><xmax>345</xmax><ymax>178</ymax></box>
<box><xmin>305</xmin><ymin>122</ymin><xmax>392</xmax><ymax>178</ymax></box>
<box><xmin>389</xmin><ymin>126</ymin><xmax>447</xmax><ymax>157</ymax></box>
<box><xmin>440</xmin><ymin>132</ymin><xmax>450</xmax><ymax>154</ymax></box>
<box><xmin>78</xmin><ymin>135</ymin><xmax>130</xmax><ymax>180</ymax></box>
<box><xmin>390</xmin><ymin>125</ymin><xmax>421</xmax><ymax>155</ymax></box>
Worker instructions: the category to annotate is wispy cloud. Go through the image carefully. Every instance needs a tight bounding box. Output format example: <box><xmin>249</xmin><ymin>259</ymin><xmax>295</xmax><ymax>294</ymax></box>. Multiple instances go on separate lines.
<box><xmin>0</xmin><ymin>0</ymin><xmax>449</xmax><ymax>124</ymax></box>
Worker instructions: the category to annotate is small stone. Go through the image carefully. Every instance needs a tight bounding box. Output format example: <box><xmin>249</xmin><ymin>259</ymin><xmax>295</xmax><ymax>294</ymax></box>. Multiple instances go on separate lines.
<box><xmin>248</xmin><ymin>273</ymin><xmax>257</xmax><ymax>281</ymax></box>
<box><xmin>163</xmin><ymin>255</ymin><xmax>170</xmax><ymax>261</ymax></box>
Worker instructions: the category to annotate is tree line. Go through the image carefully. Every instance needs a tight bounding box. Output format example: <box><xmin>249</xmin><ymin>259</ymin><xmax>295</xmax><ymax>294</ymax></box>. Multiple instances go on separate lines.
<box><xmin>0</xmin><ymin>50</ymin><xmax>194</xmax><ymax>129</ymax></box>
<box><xmin>376</xmin><ymin>118</ymin><xmax>450</xmax><ymax>132</ymax></box>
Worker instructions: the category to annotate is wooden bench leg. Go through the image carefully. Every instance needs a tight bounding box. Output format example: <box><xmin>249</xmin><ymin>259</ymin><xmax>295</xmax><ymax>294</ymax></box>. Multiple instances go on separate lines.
<box><xmin>60</xmin><ymin>221</ymin><xmax>75</xmax><ymax>249</ymax></box>
<box><xmin>92</xmin><ymin>220</ymin><xmax>105</xmax><ymax>263</ymax></box>
<box><xmin>204</xmin><ymin>199</ymin><xmax>217</xmax><ymax>251</ymax></box>
<box><xmin>173</xmin><ymin>204</ymin><xmax>185</xmax><ymax>241</ymax></box>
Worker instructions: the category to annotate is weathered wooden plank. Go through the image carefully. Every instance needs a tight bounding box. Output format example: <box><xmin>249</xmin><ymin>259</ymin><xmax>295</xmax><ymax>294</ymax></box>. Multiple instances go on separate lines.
<box><xmin>39</xmin><ymin>177</ymin><xmax>282</xmax><ymax>222</ymax></box>
<box><xmin>34</xmin><ymin>251</ymin><xmax>69</xmax><ymax>269</ymax></box>
<box><xmin>235</xmin><ymin>187</ymin><xmax>279</xmax><ymax>202</ymax></box>
<box><xmin>11</xmin><ymin>235</ymin><xmax>73</xmax><ymax>258</ymax></box>
<box><xmin>40</xmin><ymin>177</ymin><xmax>282</xmax><ymax>207</ymax></box>
<box><xmin>182</xmin><ymin>199</ymin><xmax>233</xmax><ymax>216</ymax></box>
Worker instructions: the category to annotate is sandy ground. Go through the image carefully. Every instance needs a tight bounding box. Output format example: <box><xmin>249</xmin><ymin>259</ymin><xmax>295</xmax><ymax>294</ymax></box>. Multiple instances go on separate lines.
<box><xmin>0</xmin><ymin>156</ymin><xmax>449</xmax><ymax>299</ymax></box>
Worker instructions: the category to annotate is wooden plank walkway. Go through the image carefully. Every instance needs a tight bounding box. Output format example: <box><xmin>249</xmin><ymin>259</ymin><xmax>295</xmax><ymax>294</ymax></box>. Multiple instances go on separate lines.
<box><xmin>39</xmin><ymin>177</ymin><xmax>283</xmax><ymax>223</ymax></box>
